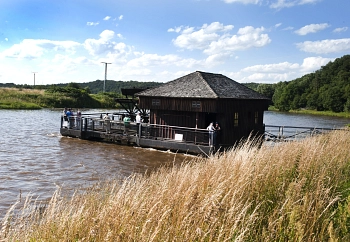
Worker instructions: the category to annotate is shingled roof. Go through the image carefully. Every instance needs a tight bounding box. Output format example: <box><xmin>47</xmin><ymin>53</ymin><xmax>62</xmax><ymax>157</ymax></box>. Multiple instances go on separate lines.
<box><xmin>136</xmin><ymin>71</ymin><xmax>268</xmax><ymax>99</ymax></box>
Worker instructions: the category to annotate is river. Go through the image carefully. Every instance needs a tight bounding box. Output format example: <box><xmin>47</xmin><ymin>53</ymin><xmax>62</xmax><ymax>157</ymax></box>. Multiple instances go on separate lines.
<box><xmin>0</xmin><ymin>109</ymin><xmax>349</xmax><ymax>216</ymax></box>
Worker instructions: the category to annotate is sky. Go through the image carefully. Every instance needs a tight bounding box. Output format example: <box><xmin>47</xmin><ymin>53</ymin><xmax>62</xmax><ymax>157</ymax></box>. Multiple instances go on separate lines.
<box><xmin>0</xmin><ymin>0</ymin><xmax>349</xmax><ymax>86</ymax></box>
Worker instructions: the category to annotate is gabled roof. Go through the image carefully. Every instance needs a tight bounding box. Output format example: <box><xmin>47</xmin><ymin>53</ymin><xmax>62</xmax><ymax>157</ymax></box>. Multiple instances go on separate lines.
<box><xmin>136</xmin><ymin>71</ymin><xmax>268</xmax><ymax>99</ymax></box>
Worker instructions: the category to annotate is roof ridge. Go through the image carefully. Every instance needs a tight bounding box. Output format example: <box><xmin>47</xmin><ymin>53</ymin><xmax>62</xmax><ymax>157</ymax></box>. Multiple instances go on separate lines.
<box><xmin>196</xmin><ymin>71</ymin><xmax>219</xmax><ymax>98</ymax></box>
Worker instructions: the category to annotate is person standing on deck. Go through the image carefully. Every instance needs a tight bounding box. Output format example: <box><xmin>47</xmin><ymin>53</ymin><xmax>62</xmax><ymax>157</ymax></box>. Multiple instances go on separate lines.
<box><xmin>76</xmin><ymin>110</ymin><xmax>82</xmax><ymax>129</ymax></box>
<box><xmin>213</xmin><ymin>122</ymin><xmax>221</xmax><ymax>146</ymax></box>
<box><xmin>103</xmin><ymin>113</ymin><xmax>111</xmax><ymax>133</ymax></box>
<box><xmin>136</xmin><ymin>112</ymin><xmax>141</xmax><ymax>126</ymax></box>
<box><xmin>123</xmin><ymin>115</ymin><xmax>131</xmax><ymax>135</ymax></box>
<box><xmin>63</xmin><ymin>107</ymin><xmax>68</xmax><ymax>119</ymax></box>
<box><xmin>135</xmin><ymin>112</ymin><xmax>142</xmax><ymax>137</ymax></box>
<box><xmin>62</xmin><ymin>107</ymin><xmax>68</xmax><ymax>127</ymax></box>
<box><xmin>207</xmin><ymin>122</ymin><xmax>215</xmax><ymax>147</ymax></box>
<box><xmin>66</xmin><ymin>108</ymin><xmax>74</xmax><ymax>128</ymax></box>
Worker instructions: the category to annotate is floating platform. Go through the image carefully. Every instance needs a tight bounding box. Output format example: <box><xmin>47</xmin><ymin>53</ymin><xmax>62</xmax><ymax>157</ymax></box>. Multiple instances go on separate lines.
<box><xmin>60</xmin><ymin>113</ymin><xmax>213</xmax><ymax>156</ymax></box>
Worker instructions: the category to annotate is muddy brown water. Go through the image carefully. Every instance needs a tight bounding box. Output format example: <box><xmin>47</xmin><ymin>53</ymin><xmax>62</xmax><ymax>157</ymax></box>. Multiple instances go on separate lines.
<box><xmin>0</xmin><ymin>109</ymin><xmax>349</xmax><ymax>216</ymax></box>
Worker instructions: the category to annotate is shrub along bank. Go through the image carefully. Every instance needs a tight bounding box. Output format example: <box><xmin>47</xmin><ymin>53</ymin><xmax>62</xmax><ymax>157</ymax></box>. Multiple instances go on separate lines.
<box><xmin>2</xmin><ymin>130</ymin><xmax>350</xmax><ymax>241</ymax></box>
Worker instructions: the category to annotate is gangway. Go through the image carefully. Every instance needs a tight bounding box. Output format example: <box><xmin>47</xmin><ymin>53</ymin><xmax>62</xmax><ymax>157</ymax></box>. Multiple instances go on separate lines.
<box><xmin>264</xmin><ymin>125</ymin><xmax>347</xmax><ymax>142</ymax></box>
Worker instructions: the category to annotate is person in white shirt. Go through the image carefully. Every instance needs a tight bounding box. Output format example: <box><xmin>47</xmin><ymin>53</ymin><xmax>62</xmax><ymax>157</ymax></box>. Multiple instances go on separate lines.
<box><xmin>207</xmin><ymin>122</ymin><xmax>215</xmax><ymax>147</ymax></box>
<box><xmin>136</xmin><ymin>112</ymin><xmax>141</xmax><ymax>126</ymax></box>
<box><xmin>103</xmin><ymin>113</ymin><xmax>111</xmax><ymax>133</ymax></box>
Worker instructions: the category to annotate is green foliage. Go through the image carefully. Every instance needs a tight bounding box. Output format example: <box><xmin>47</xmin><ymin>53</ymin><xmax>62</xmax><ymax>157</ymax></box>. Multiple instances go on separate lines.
<box><xmin>256</xmin><ymin>84</ymin><xmax>275</xmax><ymax>100</ymax></box>
<box><xmin>0</xmin><ymin>101</ymin><xmax>41</xmax><ymax>109</ymax></box>
<box><xmin>0</xmin><ymin>79</ymin><xmax>161</xmax><ymax>109</ymax></box>
<box><xmin>272</xmin><ymin>55</ymin><xmax>350</xmax><ymax>112</ymax></box>
<box><xmin>72</xmin><ymin>79</ymin><xmax>162</xmax><ymax>94</ymax></box>
<box><xmin>90</xmin><ymin>92</ymin><xmax>123</xmax><ymax>108</ymax></box>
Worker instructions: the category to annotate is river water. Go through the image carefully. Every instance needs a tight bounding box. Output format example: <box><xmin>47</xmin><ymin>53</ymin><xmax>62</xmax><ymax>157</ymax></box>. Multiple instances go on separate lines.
<box><xmin>0</xmin><ymin>109</ymin><xmax>349</xmax><ymax>216</ymax></box>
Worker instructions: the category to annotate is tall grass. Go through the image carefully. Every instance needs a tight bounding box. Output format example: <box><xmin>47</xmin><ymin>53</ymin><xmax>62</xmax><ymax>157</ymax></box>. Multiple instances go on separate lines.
<box><xmin>2</xmin><ymin>131</ymin><xmax>350</xmax><ymax>241</ymax></box>
<box><xmin>0</xmin><ymin>88</ymin><xmax>43</xmax><ymax>109</ymax></box>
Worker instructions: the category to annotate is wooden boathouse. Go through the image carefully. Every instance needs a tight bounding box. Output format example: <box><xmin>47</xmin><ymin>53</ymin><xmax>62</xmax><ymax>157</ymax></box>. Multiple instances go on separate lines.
<box><xmin>60</xmin><ymin>71</ymin><xmax>269</xmax><ymax>155</ymax></box>
<box><xmin>136</xmin><ymin>71</ymin><xmax>269</xmax><ymax>148</ymax></box>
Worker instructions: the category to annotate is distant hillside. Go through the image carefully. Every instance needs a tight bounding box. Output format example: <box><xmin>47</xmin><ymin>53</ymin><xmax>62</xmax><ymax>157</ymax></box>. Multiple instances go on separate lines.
<box><xmin>272</xmin><ymin>55</ymin><xmax>350</xmax><ymax>112</ymax></box>
<box><xmin>76</xmin><ymin>80</ymin><xmax>162</xmax><ymax>94</ymax></box>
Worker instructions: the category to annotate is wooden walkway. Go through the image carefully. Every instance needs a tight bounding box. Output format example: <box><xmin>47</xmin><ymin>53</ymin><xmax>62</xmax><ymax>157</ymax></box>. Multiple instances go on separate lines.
<box><xmin>60</xmin><ymin>112</ymin><xmax>213</xmax><ymax>156</ymax></box>
<box><xmin>60</xmin><ymin>112</ymin><xmax>347</xmax><ymax>154</ymax></box>
<box><xmin>264</xmin><ymin>125</ymin><xmax>347</xmax><ymax>142</ymax></box>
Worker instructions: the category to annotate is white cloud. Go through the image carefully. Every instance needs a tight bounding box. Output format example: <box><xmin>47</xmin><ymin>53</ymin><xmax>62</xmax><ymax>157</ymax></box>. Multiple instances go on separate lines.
<box><xmin>300</xmin><ymin>56</ymin><xmax>334</xmax><ymax>73</ymax></box>
<box><xmin>0</xmin><ymin>39</ymin><xmax>80</xmax><ymax>59</ymax></box>
<box><xmin>49</xmin><ymin>54</ymin><xmax>96</xmax><ymax>74</ymax></box>
<box><xmin>242</xmin><ymin>62</ymin><xmax>299</xmax><ymax>73</ymax></box>
<box><xmin>204</xmin><ymin>26</ymin><xmax>271</xmax><ymax>55</ymax></box>
<box><xmin>100</xmin><ymin>30</ymin><xmax>114</xmax><ymax>40</ymax></box>
<box><xmin>223</xmin><ymin>0</ymin><xmax>261</xmax><ymax>4</ymax></box>
<box><xmin>103</xmin><ymin>16</ymin><xmax>111</xmax><ymax>21</ymax></box>
<box><xmin>167</xmin><ymin>26</ymin><xmax>182</xmax><ymax>33</ymax></box>
<box><xmin>282</xmin><ymin>26</ymin><xmax>294</xmax><ymax>31</ymax></box>
<box><xmin>296</xmin><ymin>38</ymin><xmax>350</xmax><ymax>54</ymax></box>
<box><xmin>242</xmin><ymin>72</ymin><xmax>291</xmax><ymax>83</ymax></box>
<box><xmin>172</xmin><ymin>22</ymin><xmax>234</xmax><ymax>51</ymax></box>
<box><xmin>87</xmin><ymin>21</ymin><xmax>99</xmax><ymax>26</ymax></box>
<box><xmin>84</xmin><ymin>30</ymin><xmax>119</xmax><ymax>56</ymax></box>
<box><xmin>333</xmin><ymin>27</ymin><xmax>348</xmax><ymax>33</ymax></box>
<box><xmin>119</xmin><ymin>15</ymin><xmax>123</xmax><ymax>20</ymax></box>
<box><xmin>270</xmin><ymin>0</ymin><xmax>321</xmax><ymax>9</ymax></box>
<box><xmin>275</xmin><ymin>23</ymin><xmax>282</xmax><ymax>28</ymax></box>
<box><xmin>234</xmin><ymin>56</ymin><xmax>334</xmax><ymax>83</ymax></box>
<box><xmin>172</xmin><ymin>22</ymin><xmax>270</xmax><ymax>56</ymax></box>
<box><xmin>5</xmin><ymin>38</ymin><xmax>8</xmax><ymax>41</ymax></box>
<box><xmin>205</xmin><ymin>53</ymin><xmax>231</xmax><ymax>66</ymax></box>
<box><xmin>127</xmin><ymin>54</ymin><xmax>181</xmax><ymax>67</ymax></box>
<box><xmin>294</xmin><ymin>23</ymin><xmax>330</xmax><ymax>35</ymax></box>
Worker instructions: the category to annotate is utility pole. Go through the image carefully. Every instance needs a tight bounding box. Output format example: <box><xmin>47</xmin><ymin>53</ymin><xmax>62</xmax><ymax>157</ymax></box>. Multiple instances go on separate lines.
<box><xmin>101</xmin><ymin>62</ymin><xmax>111</xmax><ymax>92</ymax></box>
<box><xmin>32</xmin><ymin>72</ymin><xmax>38</xmax><ymax>86</ymax></box>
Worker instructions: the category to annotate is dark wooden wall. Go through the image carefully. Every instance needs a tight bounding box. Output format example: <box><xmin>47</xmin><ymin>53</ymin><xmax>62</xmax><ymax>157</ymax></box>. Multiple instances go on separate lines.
<box><xmin>138</xmin><ymin>97</ymin><xmax>217</xmax><ymax>113</ymax></box>
<box><xmin>140</xmin><ymin>97</ymin><xmax>268</xmax><ymax>147</ymax></box>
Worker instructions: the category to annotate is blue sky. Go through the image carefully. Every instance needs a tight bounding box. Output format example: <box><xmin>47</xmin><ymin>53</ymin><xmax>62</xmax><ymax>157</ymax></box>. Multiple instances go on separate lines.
<box><xmin>0</xmin><ymin>0</ymin><xmax>349</xmax><ymax>86</ymax></box>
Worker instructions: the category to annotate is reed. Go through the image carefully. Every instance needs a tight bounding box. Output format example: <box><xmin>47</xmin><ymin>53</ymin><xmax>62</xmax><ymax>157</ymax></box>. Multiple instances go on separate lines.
<box><xmin>2</xmin><ymin>130</ymin><xmax>350</xmax><ymax>241</ymax></box>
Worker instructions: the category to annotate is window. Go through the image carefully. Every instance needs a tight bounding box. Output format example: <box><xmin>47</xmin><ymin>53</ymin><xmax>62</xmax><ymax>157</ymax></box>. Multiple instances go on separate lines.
<box><xmin>255</xmin><ymin>111</ymin><xmax>259</xmax><ymax>124</ymax></box>
<box><xmin>234</xmin><ymin>112</ymin><xmax>239</xmax><ymax>127</ymax></box>
<box><xmin>152</xmin><ymin>99</ymin><xmax>160</xmax><ymax>106</ymax></box>
<box><xmin>192</xmin><ymin>101</ymin><xmax>201</xmax><ymax>108</ymax></box>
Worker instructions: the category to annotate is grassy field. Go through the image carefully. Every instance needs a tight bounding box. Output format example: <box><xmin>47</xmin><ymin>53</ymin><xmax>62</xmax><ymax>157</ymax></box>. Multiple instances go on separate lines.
<box><xmin>0</xmin><ymin>87</ymin><xmax>120</xmax><ymax>109</ymax></box>
<box><xmin>0</xmin><ymin>88</ymin><xmax>43</xmax><ymax>109</ymax></box>
<box><xmin>2</xmin><ymin>130</ymin><xmax>350</xmax><ymax>241</ymax></box>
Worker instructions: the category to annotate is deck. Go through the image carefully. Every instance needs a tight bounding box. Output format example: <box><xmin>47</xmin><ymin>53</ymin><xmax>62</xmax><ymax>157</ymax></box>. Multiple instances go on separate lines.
<box><xmin>60</xmin><ymin>112</ymin><xmax>213</xmax><ymax>156</ymax></box>
<box><xmin>60</xmin><ymin>112</ymin><xmax>347</xmax><ymax>155</ymax></box>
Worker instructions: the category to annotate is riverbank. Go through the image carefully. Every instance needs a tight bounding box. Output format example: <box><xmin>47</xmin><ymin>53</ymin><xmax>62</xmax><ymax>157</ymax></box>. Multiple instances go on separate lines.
<box><xmin>2</xmin><ymin>130</ymin><xmax>350</xmax><ymax>241</ymax></box>
<box><xmin>0</xmin><ymin>87</ymin><xmax>121</xmax><ymax>109</ymax></box>
<box><xmin>269</xmin><ymin>105</ymin><xmax>350</xmax><ymax>119</ymax></box>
